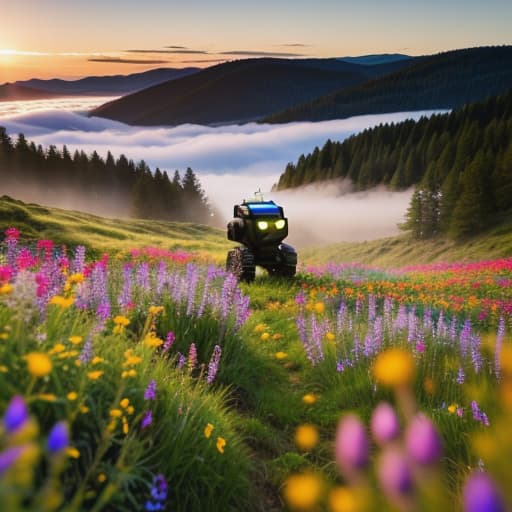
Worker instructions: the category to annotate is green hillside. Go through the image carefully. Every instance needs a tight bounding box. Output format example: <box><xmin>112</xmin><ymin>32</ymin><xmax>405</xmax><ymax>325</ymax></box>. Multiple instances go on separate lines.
<box><xmin>0</xmin><ymin>195</ymin><xmax>230</xmax><ymax>260</ymax></box>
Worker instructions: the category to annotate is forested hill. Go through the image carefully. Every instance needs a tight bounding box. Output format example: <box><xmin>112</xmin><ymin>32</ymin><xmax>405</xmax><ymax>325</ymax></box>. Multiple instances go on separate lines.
<box><xmin>274</xmin><ymin>89</ymin><xmax>512</xmax><ymax>239</ymax></box>
<box><xmin>0</xmin><ymin>127</ymin><xmax>211</xmax><ymax>224</ymax></box>
<box><xmin>264</xmin><ymin>46</ymin><xmax>512</xmax><ymax>123</ymax></box>
<box><xmin>91</xmin><ymin>57</ymin><xmax>414</xmax><ymax>126</ymax></box>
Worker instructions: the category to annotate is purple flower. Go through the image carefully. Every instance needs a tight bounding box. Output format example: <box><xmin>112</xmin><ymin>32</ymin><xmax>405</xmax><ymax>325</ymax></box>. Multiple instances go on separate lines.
<box><xmin>206</xmin><ymin>345</ymin><xmax>222</xmax><ymax>384</ymax></box>
<box><xmin>144</xmin><ymin>380</ymin><xmax>157</xmax><ymax>401</ymax></box>
<box><xmin>187</xmin><ymin>343</ymin><xmax>197</xmax><ymax>371</ymax></box>
<box><xmin>145</xmin><ymin>473</ymin><xmax>168</xmax><ymax>511</ymax></box>
<box><xmin>371</xmin><ymin>402</ymin><xmax>400</xmax><ymax>445</ymax></box>
<box><xmin>335</xmin><ymin>414</ymin><xmax>369</xmax><ymax>474</ymax></box>
<box><xmin>0</xmin><ymin>446</ymin><xmax>24</xmax><ymax>475</ymax></box>
<box><xmin>471</xmin><ymin>401</ymin><xmax>490</xmax><ymax>427</ymax></box>
<box><xmin>377</xmin><ymin>446</ymin><xmax>413</xmax><ymax>500</ymax></box>
<box><xmin>73</xmin><ymin>245</ymin><xmax>86</xmax><ymax>273</ymax></box>
<box><xmin>162</xmin><ymin>331</ymin><xmax>175</xmax><ymax>353</ymax></box>
<box><xmin>3</xmin><ymin>395</ymin><xmax>29</xmax><ymax>433</ymax></box>
<box><xmin>47</xmin><ymin>421</ymin><xmax>69</xmax><ymax>453</ymax></box>
<box><xmin>177</xmin><ymin>353</ymin><xmax>186</xmax><ymax>369</ymax></box>
<box><xmin>141</xmin><ymin>410</ymin><xmax>153</xmax><ymax>429</ymax></box>
<box><xmin>405</xmin><ymin>413</ymin><xmax>442</xmax><ymax>465</ymax></box>
<box><xmin>463</xmin><ymin>471</ymin><xmax>505</xmax><ymax>512</ymax></box>
<box><xmin>79</xmin><ymin>335</ymin><xmax>94</xmax><ymax>364</ymax></box>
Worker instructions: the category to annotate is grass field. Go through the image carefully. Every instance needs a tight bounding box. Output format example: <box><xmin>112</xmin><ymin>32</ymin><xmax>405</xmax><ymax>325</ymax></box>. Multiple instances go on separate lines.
<box><xmin>0</xmin><ymin>197</ymin><xmax>511</xmax><ymax>511</ymax></box>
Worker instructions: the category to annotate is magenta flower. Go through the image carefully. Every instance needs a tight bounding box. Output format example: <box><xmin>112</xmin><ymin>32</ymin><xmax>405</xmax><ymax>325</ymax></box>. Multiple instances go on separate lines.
<box><xmin>141</xmin><ymin>410</ymin><xmax>153</xmax><ymax>429</ymax></box>
<box><xmin>377</xmin><ymin>446</ymin><xmax>413</xmax><ymax>500</ymax></box>
<box><xmin>463</xmin><ymin>471</ymin><xmax>505</xmax><ymax>512</ymax></box>
<box><xmin>371</xmin><ymin>402</ymin><xmax>400</xmax><ymax>445</ymax></box>
<box><xmin>5</xmin><ymin>227</ymin><xmax>20</xmax><ymax>240</ymax></box>
<box><xmin>144</xmin><ymin>380</ymin><xmax>157</xmax><ymax>401</ymax></box>
<box><xmin>405</xmin><ymin>413</ymin><xmax>442</xmax><ymax>465</ymax></box>
<box><xmin>335</xmin><ymin>413</ymin><xmax>369</xmax><ymax>474</ymax></box>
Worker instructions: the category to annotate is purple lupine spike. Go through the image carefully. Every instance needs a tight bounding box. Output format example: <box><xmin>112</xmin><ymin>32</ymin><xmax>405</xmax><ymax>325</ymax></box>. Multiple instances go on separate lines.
<box><xmin>144</xmin><ymin>379</ymin><xmax>157</xmax><ymax>401</ymax></box>
<box><xmin>136</xmin><ymin>262</ymin><xmax>150</xmax><ymax>291</ymax></box>
<box><xmin>495</xmin><ymin>317</ymin><xmax>505</xmax><ymax>379</ymax></box>
<box><xmin>449</xmin><ymin>316</ymin><xmax>458</xmax><ymax>341</ymax></box>
<box><xmin>155</xmin><ymin>261</ymin><xmax>168</xmax><ymax>297</ymax></box>
<box><xmin>460</xmin><ymin>319</ymin><xmax>472</xmax><ymax>357</ymax></box>
<box><xmin>368</xmin><ymin>294</ymin><xmax>376</xmax><ymax>322</ymax></box>
<box><xmin>383</xmin><ymin>296</ymin><xmax>393</xmax><ymax>324</ymax></box>
<box><xmin>352</xmin><ymin>336</ymin><xmax>360</xmax><ymax>361</ymax></box>
<box><xmin>336</xmin><ymin>300</ymin><xmax>346</xmax><ymax>333</ymax></box>
<box><xmin>470</xmin><ymin>335</ymin><xmax>482</xmax><ymax>374</ymax></box>
<box><xmin>435</xmin><ymin>310</ymin><xmax>446</xmax><ymax>339</ymax></box>
<box><xmin>145</xmin><ymin>474</ymin><xmax>168</xmax><ymax>511</ymax></box>
<box><xmin>177</xmin><ymin>353</ymin><xmax>186</xmax><ymax>369</ymax></box>
<box><xmin>355</xmin><ymin>297</ymin><xmax>362</xmax><ymax>317</ymax></box>
<box><xmin>197</xmin><ymin>265</ymin><xmax>215</xmax><ymax>317</ymax></box>
<box><xmin>457</xmin><ymin>367</ymin><xmax>465</xmax><ymax>384</ymax></box>
<box><xmin>3</xmin><ymin>395</ymin><xmax>29</xmax><ymax>433</ymax></box>
<box><xmin>185</xmin><ymin>263</ymin><xmax>199</xmax><ymax>316</ymax></box>
<box><xmin>5</xmin><ymin>229</ymin><xmax>19</xmax><ymax>270</ymax></box>
<box><xmin>234</xmin><ymin>290</ymin><xmax>250</xmax><ymax>330</ymax></box>
<box><xmin>79</xmin><ymin>335</ymin><xmax>94</xmax><ymax>364</ymax></box>
<box><xmin>118</xmin><ymin>263</ymin><xmax>133</xmax><ymax>310</ymax></box>
<box><xmin>471</xmin><ymin>401</ymin><xmax>490</xmax><ymax>427</ymax></box>
<box><xmin>219</xmin><ymin>273</ymin><xmax>237</xmax><ymax>320</ymax></box>
<box><xmin>162</xmin><ymin>331</ymin><xmax>175</xmax><ymax>353</ymax></box>
<box><xmin>73</xmin><ymin>245</ymin><xmax>86</xmax><ymax>273</ymax></box>
<box><xmin>372</xmin><ymin>316</ymin><xmax>383</xmax><ymax>350</ymax></box>
<box><xmin>47</xmin><ymin>421</ymin><xmax>69</xmax><ymax>453</ymax></box>
<box><xmin>206</xmin><ymin>345</ymin><xmax>222</xmax><ymax>384</ymax></box>
<box><xmin>393</xmin><ymin>304</ymin><xmax>408</xmax><ymax>333</ymax></box>
<box><xmin>407</xmin><ymin>307</ymin><xmax>417</xmax><ymax>343</ymax></box>
<box><xmin>141</xmin><ymin>410</ymin><xmax>153</xmax><ymax>429</ymax></box>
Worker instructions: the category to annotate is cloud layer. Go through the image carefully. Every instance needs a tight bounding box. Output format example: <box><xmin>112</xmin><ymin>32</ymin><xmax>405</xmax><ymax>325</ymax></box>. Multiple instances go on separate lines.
<box><xmin>1</xmin><ymin>104</ymin><xmax>439</xmax><ymax>244</ymax></box>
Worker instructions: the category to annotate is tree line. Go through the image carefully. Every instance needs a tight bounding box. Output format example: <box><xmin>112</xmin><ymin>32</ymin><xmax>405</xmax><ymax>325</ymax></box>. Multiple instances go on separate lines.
<box><xmin>0</xmin><ymin>127</ymin><xmax>212</xmax><ymax>224</ymax></box>
<box><xmin>274</xmin><ymin>89</ymin><xmax>512</xmax><ymax>239</ymax></box>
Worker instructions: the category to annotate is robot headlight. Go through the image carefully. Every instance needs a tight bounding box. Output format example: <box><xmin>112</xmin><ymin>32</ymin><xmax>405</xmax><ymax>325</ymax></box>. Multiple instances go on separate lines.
<box><xmin>275</xmin><ymin>219</ymin><xmax>286</xmax><ymax>230</ymax></box>
<box><xmin>257</xmin><ymin>221</ymin><xmax>269</xmax><ymax>230</ymax></box>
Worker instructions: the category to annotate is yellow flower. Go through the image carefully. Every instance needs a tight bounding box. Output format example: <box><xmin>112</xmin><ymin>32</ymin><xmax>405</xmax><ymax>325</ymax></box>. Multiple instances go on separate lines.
<box><xmin>25</xmin><ymin>352</ymin><xmax>53</xmax><ymax>377</ymax></box>
<box><xmin>260</xmin><ymin>332</ymin><xmax>270</xmax><ymax>341</ymax></box>
<box><xmin>447</xmin><ymin>403</ymin><xmax>457</xmax><ymax>414</ymax></box>
<box><xmin>314</xmin><ymin>301</ymin><xmax>325</xmax><ymax>314</ymax></box>
<box><xmin>0</xmin><ymin>365</ymin><xmax>8</xmax><ymax>373</ymax></box>
<box><xmin>148</xmin><ymin>305</ymin><xmax>164</xmax><ymax>315</ymax></box>
<box><xmin>329</xmin><ymin>486</ymin><xmax>363</xmax><ymax>512</ymax></box>
<box><xmin>123</xmin><ymin>355</ymin><xmax>142</xmax><ymax>367</ymax></box>
<box><xmin>121</xmin><ymin>369</ymin><xmax>137</xmax><ymax>378</ymax></box>
<box><xmin>373</xmin><ymin>349</ymin><xmax>415</xmax><ymax>388</ymax></box>
<box><xmin>204</xmin><ymin>423</ymin><xmax>214</xmax><ymax>439</ymax></box>
<box><xmin>114</xmin><ymin>315</ymin><xmax>130</xmax><ymax>326</ymax></box>
<box><xmin>68</xmin><ymin>273</ymin><xmax>85</xmax><ymax>284</ymax></box>
<box><xmin>36</xmin><ymin>393</ymin><xmax>57</xmax><ymax>402</ymax></box>
<box><xmin>294</xmin><ymin>424</ymin><xmax>319</xmax><ymax>451</ymax></box>
<box><xmin>122</xmin><ymin>421</ymin><xmax>129</xmax><ymax>435</ymax></box>
<box><xmin>67</xmin><ymin>392</ymin><xmax>78</xmax><ymax>401</ymax></box>
<box><xmin>275</xmin><ymin>351</ymin><xmax>287</xmax><ymax>360</ymax></box>
<box><xmin>49</xmin><ymin>295</ymin><xmax>75</xmax><ymax>308</ymax></box>
<box><xmin>143</xmin><ymin>332</ymin><xmax>163</xmax><ymax>348</ymax></box>
<box><xmin>272</xmin><ymin>333</ymin><xmax>283</xmax><ymax>340</ymax></box>
<box><xmin>68</xmin><ymin>336</ymin><xmax>83</xmax><ymax>345</ymax></box>
<box><xmin>92</xmin><ymin>356</ymin><xmax>104</xmax><ymax>365</ymax></box>
<box><xmin>57</xmin><ymin>350</ymin><xmax>79</xmax><ymax>359</ymax></box>
<box><xmin>87</xmin><ymin>370</ymin><xmax>104</xmax><ymax>380</ymax></box>
<box><xmin>0</xmin><ymin>283</ymin><xmax>13</xmax><ymax>295</ymax></box>
<box><xmin>120</xmin><ymin>398</ymin><xmax>130</xmax><ymax>409</ymax></box>
<box><xmin>79</xmin><ymin>405</ymin><xmax>90</xmax><ymax>414</ymax></box>
<box><xmin>254</xmin><ymin>323</ymin><xmax>267</xmax><ymax>333</ymax></box>
<box><xmin>302</xmin><ymin>393</ymin><xmax>318</xmax><ymax>405</ymax></box>
<box><xmin>0</xmin><ymin>333</ymin><xmax>9</xmax><ymax>340</ymax></box>
<box><xmin>216</xmin><ymin>436</ymin><xmax>226</xmax><ymax>454</ymax></box>
<box><xmin>126</xmin><ymin>406</ymin><xmax>135</xmax><ymax>415</ymax></box>
<box><xmin>326</xmin><ymin>332</ymin><xmax>335</xmax><ymax>342</ymax></box>
<box><xmin>66</xmin><ymin>447</ymin><xmax>80</xmax><ymax>459</ymax></box>
<box><xmin>97</xmin><ymin>473</ymin><xmax>107</xmax><ymax>483</ymax></box>
<box><xmin>110</xmin><ymin>409</ymin><xmax>122</xmax><ymax>417</ymax></box>
<box><xmin>283</xmin><ymin>473</ymin><xmax>322</xmax><ymax>511</ymax></box>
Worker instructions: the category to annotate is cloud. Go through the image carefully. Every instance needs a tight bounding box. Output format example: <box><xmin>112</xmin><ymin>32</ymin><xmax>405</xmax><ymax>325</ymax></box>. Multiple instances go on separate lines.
<box><xmin>125</xmin><ymin>49</ymin><xmax>208</xmax><ymax>54</ymax></box>
<box><xmin>279</xmin><ymin>43</ymin><xmax>311</xmax><ymax>47</ymax></box>
<box><xmin>88</xmin><ymin>57</ymin><xmax>168</xmax><ymax>64</ymax></box>
<box><xmin>1</xmin><ymin>105</ymin><xmax>442</xmax><ymax>243</ymax></box>
<box><xmin>165</xmin><ymin>46</ymin><xmax>188</xmax><ymax>49</ymax></box>
<box><xmin>218</xmin><ymin>50</ymin><xmax>305</xmax><ymax>57</ymax></box>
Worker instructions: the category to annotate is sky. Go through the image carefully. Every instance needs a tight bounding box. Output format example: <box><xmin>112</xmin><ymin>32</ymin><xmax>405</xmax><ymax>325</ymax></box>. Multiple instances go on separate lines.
<box><xmin>1</xmin><ymin>0</ymin><xmax>511</xmax><ymax>81</ymax></box>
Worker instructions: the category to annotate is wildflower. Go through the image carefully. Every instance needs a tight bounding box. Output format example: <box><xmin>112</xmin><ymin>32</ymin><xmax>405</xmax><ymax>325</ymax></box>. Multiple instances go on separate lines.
<box><xmin>141</xmin><ymin>410</ymin><xmax>153</xmax><ymax>429</ymax></box>
<box><xmin>283</xmin><ymin>473</ymin><xmax>322</xmax><ymax>511</ymax></box>
<box><xmin>335</xmin><ymin>414</ymin><xmax>369</xmax><ymax>474</ymax></box>
<box><xmin>144</xmin><ymin>332</ymin><xmax>163</xmax><ymax>348</ymax></box>
<box><xmin>25</xmin><ymin>352</ymin><xmax>53</xmax><ymax>377</ymax></box>
<box><xmin>68</xmin><ymin>335</ymin><xmax>83</xmax><ymax>345</ymax></box>
<box><xmin>373</xmin><ymin>349</ymin><xmax>415</xmax><ymax>388</ymax></box>
<box><xmin>448</xmin><ymin>403</ymin><xmax>457</xmax><ymax>414</ymax></box>
<box><xmin>216</xmin><ymin>436</ymin><xmax>226</xmax><ymax>454</ymax></box>
<box><xmin>302</xmin><ymin>393</ymin><xmax>317</xmax><ymax>405</ymax></box>
<box><xmin>144</xmin><ymin>380</ymin><xmax>157</xmax><ymax>400</ymax></box>
<box><xmin>47</xmin><ymin>421</ymin><xmax>69</xmax><ymax>453</ymax></box>
<box><xmin>36</xmin><ymin>394</ymin><xmax>57</xmax><ymax>402</ymax></box>
<box><xmin>188</xmin><ymin>343</ymin><xmax>197</xmax><ymax>371</ymax></box>
<box><xmin>49</xmin><ymin>343</ymin><xmax>66</xmax><ymax>354</ymax></box>
<box><xmin>87</xmin><ymin>370</ymin><xmax>104</xmax><ymax>380</ymax></box>
<box><xmin>162</xmin><ymin>331</ymin><xmax>175</xmax><ymax>353</ymax></box>
<box><xmin>377</xmin><ymin>446</ymin><xmax>414</xmax><ymax>504</ymax></box>
<box><xmin>113</xmin><ymin>315</ymin><xmax>130</xmax><ymax>334</ymax></box>
<box><xmin>204</xmin><ymin>423</ymin><xmax>214</xmax><ymax>439</ymax></box>
<box><xmin>294</xmin><ymin>424</ymin><xmax>319</xmax><ymax>451</ymax></box>
<box><xmin>66</xmin><ymin>447</ymin><xmax>80</xmax><ymax>459</ymax></box>
<box><xmin>371</xmin><ymin>402</ymin><xmax>400</xmax><ymax>445</ymax></box>
<box><xmin>463</xmin><ymin>471</ymin><xmax>505</xmax><ymax>512</ymax></box>
<box><xmin>145</xmin><ymin>474</ymin><xmax>168</xmax><ymax>512</ymax></box>
<box><xmin>0</xmin><ymin>283</ymin><xmax>13</xmax><ymax>295</ymax></box>
<box><xmin>122</xmin><ymin>369</ymin><xmax>137</xmax><ymax>378</ymax></box>
<box><xmin>329</xmin><ymin>486</ymin><xmax>362</xmax><ymax>512</ymax></box>
<box><xmin>92</xmin><ymin>356</ymin><xmax>104</xmax><ymax>365</ymax></box>
<box><xmin>326</xmin><ymin>332</ymin><xmax>335</xmax><ymax>342</ymax></box>
<box><xmin>3</xmin><ymin>395</ymin><xmax>29</xmax><ymax>433</ymax></box>
<box><xmin>120</xmin><ymin>398</ymin><xmax>130</xmax><ymax>409</ymax></box>
<box><xmin>68</xmin><ymin>273</ymin><xmax>85</xmax><ymax>284</ymax></box>
<box><xmin>314</xmin><ymin>301</ymin><xmax>325</xmax><ymax>314</ymax></box>
<box><xmin>275</xmin><ymin>351</ymin><xmax>287</xmax><ymax>360</ymax></box>
<box><xmin>405</xmin><ymin>413</ymin><xmax>442</xmax><ymax>465</ymax></box>
<box><xmin>148</xmin><ymin>305</ymin><xmax>164</xmax><ymax>315</ymax></box>
<box><xmin>260</xmin><ymin>332</ymin><xmax>270</xmax><ymax>341</ymax></box>
<box><xmin>79</xmin><ymin>405</ymin><xmax>89</xmax><ymax>414</ymax></box>
<box><xmin>48</xmin><ymin>295</ymin><xmax>75</xmax><ymax>308</ymax></box>
<box><xmin>471</xmin><ymin>401</ymin><xmax>490</xmax><ymax>427</ymax></box>
<box><xmin>206</xmin><ymin>345</ymin><xmax>222</xmax><ymax>384</ymax></box>
<box><xmin>97</xmin><ymin>473</ymin><xmax>107</xmax><ymax>483</ymax></box>
<box><xmin>67</xmin><ymin>392</ymin><xmax>78</xmax><ymax>401</ymax></box>
<box><xmin>0</xmin><ymin>446</ymin><xmax>24</xmax><ymax>475</ymax></box>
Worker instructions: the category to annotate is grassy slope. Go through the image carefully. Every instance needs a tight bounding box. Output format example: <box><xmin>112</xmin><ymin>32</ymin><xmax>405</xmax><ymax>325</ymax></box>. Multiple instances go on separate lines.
<box><xmin>0</xmin><ymin>195</ymin><xmax>231</xmax><ymax>261</ymax></box>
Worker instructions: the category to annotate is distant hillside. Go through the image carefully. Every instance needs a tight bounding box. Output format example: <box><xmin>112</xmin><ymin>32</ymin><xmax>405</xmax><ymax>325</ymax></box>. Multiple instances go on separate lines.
<box><xmin>0</xmin><ymin>83</ymin><xmax>58</xmax><ymax>102</ymax></box>
<box><xmin>14</xmin><ymin>67</ymin><xmax>200</xmax><ymax>96</ymax></box>
<box><xmin>337</xmin><ymin>53</ymin><xmax>412</xmax><ymax>66</ymax></box>
<box><xmin>265</xmin><ymin>46</ymin><xmax>512</xmax><ymax>123</ymax></box>
<box><xmin>91</xmin><ymin>57</ymin><xmax>414</xmax><ymax>126</ymax></box>
<box><xmin>275</xmin><ymin>89</ymin><xmax>512</xmax><ymax>240</ymax></box>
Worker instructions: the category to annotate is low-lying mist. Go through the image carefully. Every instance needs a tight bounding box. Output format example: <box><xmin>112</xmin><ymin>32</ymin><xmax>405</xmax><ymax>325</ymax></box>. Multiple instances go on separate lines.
<box><xmin>1</xmin><ymin>104</ymin><xmax>436</xmax><ymax>244</ymax></box>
